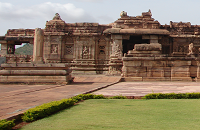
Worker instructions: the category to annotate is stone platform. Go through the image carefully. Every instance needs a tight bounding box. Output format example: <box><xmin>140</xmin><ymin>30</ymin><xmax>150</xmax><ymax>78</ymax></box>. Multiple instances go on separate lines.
<box><xmin>93</xmin><ymin>82</ymin><xmax>200</xmax><ymax>98</ymax></box>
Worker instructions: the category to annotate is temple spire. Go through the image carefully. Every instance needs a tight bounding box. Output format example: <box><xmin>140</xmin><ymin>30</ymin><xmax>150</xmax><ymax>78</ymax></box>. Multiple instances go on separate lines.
<box><xmin>53</xmin><ymin>13</ymin><xmax>62</xmax><ymax>20</ymax></box>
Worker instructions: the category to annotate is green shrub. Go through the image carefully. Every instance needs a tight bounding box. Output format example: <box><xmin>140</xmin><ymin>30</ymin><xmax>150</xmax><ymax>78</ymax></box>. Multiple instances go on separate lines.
<box><xmin>22</xmin><ymin>98</ymin><xmax>75</xmax><ymax>122</ymax></box>
<box><xmin>143</xmin><ymin>93</ymin><xmax>200</xmax><ymax>99</ymax></box>
<box><xmin>0</xmin><ymin>119</ymin><xmax>15</xmax><ymax>130</ymax></box>
<box><xmin>72</xmin><ymin>94</ymin><xmax>107</xmax><ymax>102</ymax></box>
<box><xmin>109</xmin><ymin>95</ymin><xmax>127</xmax><ymax>99</ymax></box>
<box><xmin>93</xmin><ymin>94</ymin><xmax>107</xmax><ymax>99</ymax></box>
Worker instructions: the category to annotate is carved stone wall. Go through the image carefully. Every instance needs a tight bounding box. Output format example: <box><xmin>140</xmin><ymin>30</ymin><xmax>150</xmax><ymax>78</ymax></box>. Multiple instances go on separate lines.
<box><xmin>3</xmin><ymin>11</ymin><xmax>200</xmax><ymax>77</ymax></box>
<box><xmin>43</xmin><ymin>35</ymin><xmax>63</xmax><ymax>63</ymax></box>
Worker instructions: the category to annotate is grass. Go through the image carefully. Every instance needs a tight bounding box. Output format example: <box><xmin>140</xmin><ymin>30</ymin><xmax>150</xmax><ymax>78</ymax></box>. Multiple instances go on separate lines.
<box><xmin>19</xmin><ymin>99</ymin><xmax>200</xmax><ymax>130</ymax></box>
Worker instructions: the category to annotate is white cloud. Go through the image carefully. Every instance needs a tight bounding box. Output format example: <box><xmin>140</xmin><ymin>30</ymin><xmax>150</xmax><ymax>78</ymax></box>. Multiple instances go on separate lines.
<box><xmin>0</xmin><ymin>2</ymin><xmax>96</xmax><ymax>23</ymax></box>
<box><xmin>74</xmin><ymin>0</ymin><xmax>103</xmax><ymax>2</ymax></box>
<box><xmin>0</xmin><ymin>2</ymin><xmax>98</xmax><ymax>35</ymax></box>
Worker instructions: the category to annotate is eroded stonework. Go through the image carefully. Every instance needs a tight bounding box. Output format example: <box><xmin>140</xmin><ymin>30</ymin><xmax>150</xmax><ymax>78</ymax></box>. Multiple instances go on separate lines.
<box><xmin>1</xmin><ymin>10</ymin><xmax>200</xmax><ymax>81</ymax></box>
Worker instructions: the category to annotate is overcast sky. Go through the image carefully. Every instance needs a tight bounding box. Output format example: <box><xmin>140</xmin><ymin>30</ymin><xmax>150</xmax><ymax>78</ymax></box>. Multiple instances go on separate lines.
<box><xmin>0</xmin><ymin>0</ymin><xmax>200</xmax><ymax>36</ymax></box>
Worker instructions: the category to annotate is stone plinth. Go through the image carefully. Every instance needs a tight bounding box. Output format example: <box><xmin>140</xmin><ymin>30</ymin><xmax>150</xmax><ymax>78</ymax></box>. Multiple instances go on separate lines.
<box><xmin>0</xmin><ymin>63</ymin><xmax>73</xmax><ymax>84</ymax></box>
<box><xmin>122</xmin><ymin>43</ymin><xmax>199</xmax><ymax>81</ymax></box>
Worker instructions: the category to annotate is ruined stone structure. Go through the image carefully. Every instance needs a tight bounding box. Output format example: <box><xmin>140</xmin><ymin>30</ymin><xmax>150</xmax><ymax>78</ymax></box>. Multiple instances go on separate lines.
<box><xmin>1</xmin><ymin>10</ymin><xmax>200</xmax><ymax>82</ymax></box>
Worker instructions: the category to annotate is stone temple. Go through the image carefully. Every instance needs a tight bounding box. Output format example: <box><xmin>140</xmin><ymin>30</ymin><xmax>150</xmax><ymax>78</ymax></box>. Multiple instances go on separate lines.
<box><xmin>1</xmin><ymin>10</ymin><xmax>200</xmax><ymax>83</ymax></box>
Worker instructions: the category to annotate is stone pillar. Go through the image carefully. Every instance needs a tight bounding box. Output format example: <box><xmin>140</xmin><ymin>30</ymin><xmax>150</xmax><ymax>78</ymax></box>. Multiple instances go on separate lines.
<box><xmin>110</xmin><ymin>35</ymin><xmax>123</xmax><ymax>58</ymax></box>
<box><xmin>0</xmin><ymin>43</ymin><xmax>8</xmax><ymax>55</ymax></box>
<box><xmin>33</xmin><ymin>28</ymin><xmax>44</xmax><ymax>63</ymax></box>
<box><xmin>150</xmin><ymin>35</ymin><xmax>159</xmax><ymax>44</ymax></box>
<box><xmin>108</xmin><ymin>35</ymin><xmax>123</xmax><ymax>75</ymax></box>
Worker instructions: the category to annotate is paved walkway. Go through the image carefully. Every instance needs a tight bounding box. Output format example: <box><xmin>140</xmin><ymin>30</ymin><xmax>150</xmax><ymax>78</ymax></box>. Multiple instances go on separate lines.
<box><xmin>0</xmin><ymin>76</ymin><xmax>120</xmax><ymax>120</ymax></box>
<box><xmin>2</xmin><ymin>76</ymin><xmax>200</xmax><ymax>121</ymax></box>
<box><xmin>93</xmin><ymin>82</ymin><xmax>200</xmax><ymax>98</ymax></box>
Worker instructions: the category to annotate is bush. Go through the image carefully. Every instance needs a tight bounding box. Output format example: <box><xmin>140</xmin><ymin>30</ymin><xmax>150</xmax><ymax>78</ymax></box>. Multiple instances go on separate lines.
<box><xmin>109</xmin><ymin>95</ymin><xmax>127</xmax><ymax>99</ymax></box>
<box><xmin>93</xmin><ymin>94</ymin><xmax>107</xmax><ymax>99</ymax></box>
<box><xmin>22</xmin><ymin>98</ymin><xmax>75</xmax><ymax>122</ymax></box>
<box><xmin>72</xmin><ymin>94</ymin><xmax>106</xmax><ymax>102</ymax></box>
<box><xmin>143</xmin><ymin>93</ymin><xmax>200</xmax><ymax>99</ymax></box>
<box><xmin>0</xmin><ymin>119</ymin><xmax>15</xmax><ymax>130</ymax></box>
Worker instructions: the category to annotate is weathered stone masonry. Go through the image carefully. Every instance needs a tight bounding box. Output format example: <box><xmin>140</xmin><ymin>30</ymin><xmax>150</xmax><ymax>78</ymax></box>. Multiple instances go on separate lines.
<box><xmin>1</xmin><ymin>10</ymin><xmax>200</xmax><ymax>82</ymax></box>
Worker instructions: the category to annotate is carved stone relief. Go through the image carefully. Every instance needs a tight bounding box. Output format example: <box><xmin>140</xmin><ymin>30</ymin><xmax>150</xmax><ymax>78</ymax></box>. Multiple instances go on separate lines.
<box><xmin>65</xmin><ymin>45</ymin><xmax>74</xmax><ymax>55</ymax></box>
<box><xmin>112</xmin><ymin>40</ymin><xmax>122</xmax><ymax>58</ymax></box>
<box><xmin>81</xmin><ymin>46</ymin><xmax>90</xmax><ymax>59</ymax></box>
<box><xmin>7</xmin><ymin>44</ymin><xmax>15</xmax><ymax>54</ymax></box>
<box><xmin>76</xmin><ymin>38</ymin><xmax>94</xmax><ymax>59</ymax></box>
<box><xmin>99</xmin><ymin>46</ymin><xmax>105</xmax><ymax>55</ymax></box>
<box><xmin>51</xmin><ymin>44</ymin><xmax>58</xmax><ymax>54</ymax></box>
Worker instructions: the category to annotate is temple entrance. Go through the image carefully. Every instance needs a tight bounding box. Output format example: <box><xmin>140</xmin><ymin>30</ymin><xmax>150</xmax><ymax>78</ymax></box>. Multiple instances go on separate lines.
<box><xmin>122</xmin><ymin>35</ymin><xmax>150</xmax><ymax>54</ymax></box>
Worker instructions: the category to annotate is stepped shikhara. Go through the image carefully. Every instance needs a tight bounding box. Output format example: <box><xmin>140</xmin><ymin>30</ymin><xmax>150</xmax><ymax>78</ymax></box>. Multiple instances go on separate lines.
<box><xmin>1</xmin><ymin>10</ymin><xmax>200</xmax><ymax>82</ymax></box>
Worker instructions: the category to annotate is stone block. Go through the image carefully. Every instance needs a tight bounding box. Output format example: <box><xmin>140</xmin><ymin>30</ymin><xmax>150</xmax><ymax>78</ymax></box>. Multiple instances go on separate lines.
<box><xmin>127</xmin><ymin>72</ymin><xmax>147</xmax><ymax>77</ymax></box>
<box><xmin>150</xmin><ymin>35</ymin><xmax>158</xmax><ymax>40</ymax></box>
<box><xmin>121</xmin><ymin>77</ymin><xmax>142</xmax><ymax>82</ymax></box>
<box><xmin>15</xmin><ymin>63</ymin><xmax>34</xmax><ymax>67</ymax></box>
<box><xmin>190</xmin><ymin>66</ymin><xmax>198</xmax><ymax>77</ymax></box>
<box><xmin>144</xmin><ymin>61</ymin><xmax>166</xmax><ymax>67</ymax></box>
<box><xmin>196</xmin><ymin>78</ymin><xmax>200</xmax><ymax>82</ymax></box>
<box><xmin>0</xmin><ymin>76</ymin><xmax>7</xmax><ymax>82</ymax></box>
<box><xmin>143</xmin><ymin>77</ymin><xmax>171</xmax><ymax>81</ymax></box>
<box><xmin>33</xmin><ymin>76</ymin><xmax>66</xmax><ymax>82</ymax></box>
<box><xmin>134</xmin><ymin>44</ymin><xmax>161</xmax><ymax>51</ymax></box>
<box><xmin>0</xmin><ymin>49</ymin><xmax>7</xmax><ymax>55</ymax></box>
<box><xmin>127</xmin><ymin>67</ymin><xmax>146</xmax><ymax>73</ymax></box>
<box><xmin>171</xmin><ymin>61</ymin><xmax>191</xmax><ymax>66</ymax></box>
<box><xmin>171</xmin><ymin>66</ymin><xmax>190</xmax><ymax>77</ymax></box>
<box><xmin>129</xmin><ymin>50</ymin><xmax>161</xmax><ymax>54</ymax></box>
<box><xmin>150</xmin><ymin>39</ymin><xmax>158</xmax><ymax>43</ymax></box>
<box><xmin>0</xmin><ymin>57</ymin><xmax>6</xmax><ymax>66</ymax></box>
<box><xmin>171</xmin><ymin>66</ymin><xmax>189</xmax><ymax>72</ymax></box>
<box><xmin>152</xmin><ymin>71</ymin><xmax>164</xmax><ymax>77</ymax></box>
<box><xmin>1</xmin><ymin>44</ymin><xmax>7</xmax><ymax>50</ymax></box>
<box><xmin>7</xmin><ymin>76</ymin><xmax>34</xmax><ymax>82</ymax></box>
<box><xmin>171</xmin><ymin>77</ymin><xmax>192</xmax><ymax>81</ymax></box>
<box><xmin>123</xmin><ymin>61</ymin><xmax>142</xmax><ymax>67</ymax></box>
<box><xmin>111</xmin><ymin>35</ymin><xmax>122</xmax><ymax>40</ymax></box>
<box><xmin>172</xmin><ymin>72</ymin><xmax>190</xmax><ymax>77</ymax></box>
<box><xmin>163</xmin><ymin>67</ymin><xmax>171</xmax><ymax>77</ymax></box>
<box><xmin>151</xmin><ymin>69</ymin><xmax>164</xmax><ymax>77</ymax></box>
<box><xmin>1</xmin><ymin>63</ymin><xmax>13</xmax><ymax>68</ymax></box>
<box><xmin>147</xmin><ymin>67</ymin><xmax>165</xmax><ymax>77</ymax></box>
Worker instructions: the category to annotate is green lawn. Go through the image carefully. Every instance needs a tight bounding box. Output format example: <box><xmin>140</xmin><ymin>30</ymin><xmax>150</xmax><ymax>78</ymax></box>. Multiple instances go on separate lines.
<box><xmin>20</xmin><ymin>99</ymin><xmax>200</xmax><ymax>130</ymax></box>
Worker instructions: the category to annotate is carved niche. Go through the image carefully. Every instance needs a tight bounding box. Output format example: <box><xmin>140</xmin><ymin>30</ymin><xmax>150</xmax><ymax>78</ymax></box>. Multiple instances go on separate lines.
<box><xmin>50</xmin><ymin>36</ymin><xmax>60</xmax><ymax>54</ymax></box>
<box><xmin>81</xmin><ymin>46</ymin><xmax>90</xmax><ymax>59</ymax></box>
<box><xmin>51</xmin><ymin>44</ymin><xmax>58</xmax><ymax>54</ymax></box>
<box><xmin>65</xmin><ymin>45</ymin><xmax>74</xmax><ymax>55</ymax></box>
<box><xmin>76</xmin><ymin>38</ymin><xmax>94</xmax><ymax>59</ymax></box>
<box><xmin>98</xmin><ymin>39</ymin><xmax>106</xmax><ymax>55</ymax></box>
<box><xmin>64</xmin><ymin>37</ymin><xmax>74</xmax><ymax>59</ymax></box>
<box><xmin>7</xmin><ymin>44</ymin><xmax>15</xmax><ymax>54</ymax></box>
<box><xmin>98</xmin><ymin>39</ymin><xmax>107</xmax><ymax>64</ymax></box>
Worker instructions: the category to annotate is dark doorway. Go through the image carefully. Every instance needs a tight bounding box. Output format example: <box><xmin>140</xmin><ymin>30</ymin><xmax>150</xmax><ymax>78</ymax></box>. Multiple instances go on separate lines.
<box><xmin>122</xmin><ymin>35</ymin><xmax>149</xmax><ymax>54</ymax></box>
<box><xmin>162</xmin><ymin>45</ymin><xmax>170</xmax><ymax>54</ymax></box>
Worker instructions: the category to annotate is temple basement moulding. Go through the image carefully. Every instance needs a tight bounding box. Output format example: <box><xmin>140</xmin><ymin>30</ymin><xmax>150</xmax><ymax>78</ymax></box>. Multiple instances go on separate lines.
<box><xmin>1</xmin><ymin>10</ymin><xmax>200</xmax><ymax>82</ymax></box>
